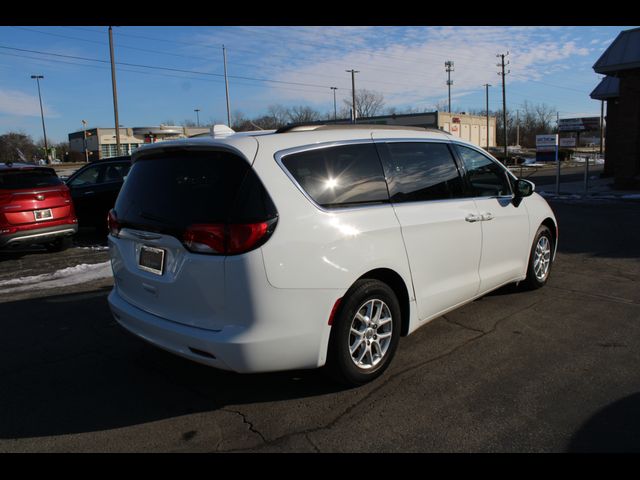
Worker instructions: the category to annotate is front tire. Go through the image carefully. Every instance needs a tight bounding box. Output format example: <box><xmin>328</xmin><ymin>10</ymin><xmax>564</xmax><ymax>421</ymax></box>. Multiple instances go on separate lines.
<box><xmin>326</xmin><ymin>279</ymin><xmax>401</xmax><ymax>386</ymax></box>
<box><xmin>524</xmin><ymin>225</ymin><xmax>554</xmax><ymax>289</ymax></box>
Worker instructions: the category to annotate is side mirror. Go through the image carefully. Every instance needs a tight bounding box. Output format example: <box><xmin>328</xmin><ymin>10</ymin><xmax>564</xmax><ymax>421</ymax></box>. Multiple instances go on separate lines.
<box><xmin>514</xmin><ymin>179</ymin><xmax>535</xmax><ymax>198</ymax></box>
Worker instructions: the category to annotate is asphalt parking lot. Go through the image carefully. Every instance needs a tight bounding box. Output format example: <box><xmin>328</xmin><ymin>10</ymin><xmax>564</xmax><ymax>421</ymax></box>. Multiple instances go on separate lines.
<box><xmin>1</xmin><ymin>196</ymin><xmax>639</xmax><ymax>452</ymax></box>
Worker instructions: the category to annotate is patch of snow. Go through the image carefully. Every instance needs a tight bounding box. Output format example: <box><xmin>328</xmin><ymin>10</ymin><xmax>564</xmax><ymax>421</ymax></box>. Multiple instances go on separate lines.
<box><xmin>78</xmin><ymin>246</ymin><xmax>109</xmax><ymax>251</ymax></box>
<box><xmin>622</xmin><ymin>194</ymin><xmax>640</xmax><ymax>200</ymax></box>
<box><xmin>0</xmin><ymin>261</ymin><xmax>112</xmax><ymax>294</ymax></box>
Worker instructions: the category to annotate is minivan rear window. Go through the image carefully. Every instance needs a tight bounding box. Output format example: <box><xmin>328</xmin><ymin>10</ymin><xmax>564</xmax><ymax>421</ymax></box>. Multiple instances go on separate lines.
<box><xmin>0</xmin><ymin>168</ymin><xmax>62</xmax><ymax>189</ymax></box>
<box><xmin>281</xmin><ymin>143</ymin><xmax>389</xmax><ymax>209</ymax></box>
<box><xmin>114</xmin><ymin>150</ymin><xmax>276</xmax><ymax>234</ymax></box>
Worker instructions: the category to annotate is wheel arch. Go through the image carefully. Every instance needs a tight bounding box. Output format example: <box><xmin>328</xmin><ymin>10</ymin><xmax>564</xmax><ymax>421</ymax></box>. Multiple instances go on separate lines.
<box><xmin>541</xmin><ymin>217</ymin><xmax>558</xmax><ymax>260</ymax></box>
<box><xmin>351</xmin><ymin>268</ymin><xmax>412</xmax><ymax>337</ymax></box>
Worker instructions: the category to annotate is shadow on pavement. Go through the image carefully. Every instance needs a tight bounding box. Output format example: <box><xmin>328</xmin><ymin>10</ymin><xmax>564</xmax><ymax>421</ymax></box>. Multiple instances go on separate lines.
<box><xmin>567</xmin><ymin>393</ymin><xmax>640</xmax><ymax>452</ymax></box>
<box><xmin>0</xmin><ymin>288</ymin><xmax>344</xmax><ymax>439</ymax></box>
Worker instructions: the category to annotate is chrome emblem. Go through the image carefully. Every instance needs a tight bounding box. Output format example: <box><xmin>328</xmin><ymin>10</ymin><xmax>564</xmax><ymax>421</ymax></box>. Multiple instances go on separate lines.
<box><xmin>35</xmin><ymin>194</ymin><xmax>45</xmax><ymax>201</ymax></box>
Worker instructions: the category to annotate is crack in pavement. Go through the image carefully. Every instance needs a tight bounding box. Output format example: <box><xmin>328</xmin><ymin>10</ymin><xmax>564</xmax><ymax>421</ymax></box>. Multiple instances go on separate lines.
<box><xmin>305</xmin><ymin>433</ymin><xmax>321</xmax><ymax>453</ymax></box>
<box><xmin>229</xmin><ymin>298</ymin><xmax>545</xmax><ymax>453</ymax></box>
<box><xmin>442</xmin><ymin>315</ymin><xmax>486</xmax><ymax>334</ymax></box>
<box><xmin>551</xmin><ymin>285</ymin><xmax>640</xmax><ymax>306</ymax></box>
<box><xmin>220</xmin><ymin>408</ymin><xmax>268</xmax><ymax>445</ymax></box>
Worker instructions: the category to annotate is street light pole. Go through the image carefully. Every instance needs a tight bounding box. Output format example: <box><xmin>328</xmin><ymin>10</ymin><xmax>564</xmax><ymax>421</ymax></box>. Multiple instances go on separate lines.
<box><xmin>194</xmin><ymin>109</ymin><xmax>201</xmax><ymax>127</ymax></box>
<box><xmin>30</xmin><ymin>75</ymin><xmax>49</xmax><ymax>163</ymax></box>
<box><xmin>223</xmin><ymin>45</ymin><xmax>231</xmax><ymax>127</ymax></box>
<box><xmin>108</xmin><ymin>26</ymin><xmax>121</xmax><ymax>155</ymax></box>
<box><xmin>330</xmin><ymin>87</ymin><xmax>337</xmax><ymax>122</ymax></box>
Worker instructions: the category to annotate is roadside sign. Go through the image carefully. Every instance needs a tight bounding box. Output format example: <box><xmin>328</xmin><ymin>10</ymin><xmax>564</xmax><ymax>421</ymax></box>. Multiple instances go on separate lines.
<box><xmin>536</xmin><ymin>134</ymin><xmax>558</xmax><ymax>152</ymax></box>
<box><xmin>559</xmin><ymin>137</ymin><xmax>577</xmax><ymax>148</ymax></box>
<box><xmin>558</xmin><ymin>117</ymin><xmax>600</xmax><ymax>132</ymax></box>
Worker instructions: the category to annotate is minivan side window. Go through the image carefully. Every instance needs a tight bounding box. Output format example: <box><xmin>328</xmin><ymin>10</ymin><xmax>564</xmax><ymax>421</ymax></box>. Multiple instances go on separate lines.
<box><xmin>454</xmin><ymin>145</ymin><xmax>512</xmax><ymax>197</ymax></box>
<box><xmin>281</xmin><ymin>143</ymin><xmax>389</xmax><ymax>209</ymax></box>
<box><xmin>379</xmin><ymin>142</ymin><xmax>464</xmax><ymax>203</ymax></box>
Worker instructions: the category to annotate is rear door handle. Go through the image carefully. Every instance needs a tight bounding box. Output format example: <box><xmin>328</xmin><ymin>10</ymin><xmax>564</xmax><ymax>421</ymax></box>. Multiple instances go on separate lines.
<box><xmin>465</xmin><ymin>214</ymin><xmax>482</xmax><ymax>223</ymax></box>
<box><xmin>482</xmin><ymin>212</ymin><xmax>494</xmax><ymax>221</ymax></box>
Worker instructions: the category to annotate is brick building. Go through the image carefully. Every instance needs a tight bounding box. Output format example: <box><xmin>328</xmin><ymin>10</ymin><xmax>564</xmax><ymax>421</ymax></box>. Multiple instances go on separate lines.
<box><xmin>591</xmin><ymin>27</ymin><xmax>640</xmax><ymax>189</ymax></box>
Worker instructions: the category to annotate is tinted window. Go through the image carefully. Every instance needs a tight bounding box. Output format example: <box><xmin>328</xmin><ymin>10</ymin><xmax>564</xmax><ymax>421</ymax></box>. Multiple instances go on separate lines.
<box><xmin>115</xmin><ymin>150</ymin><xmax>275</xmax><ymax>234</ymax></box>
<box><xmin>69</xmin><ymin>165</ymin><xmax>102</xmax><ymax>187</ymax></box>
<box><xmin>281</xmin><ymin>143</ymin><xmax>388</xmax><ymax>209</ymax></box>
<box><xmin>454</xmin><ymin>145</ymin><xmax>511</xmax><ymax>197</ymax></box>
<box><xmin>381</xmin><ymin>142</ymin><xmax>463</xmax><ymax>203</ymax></box>
<box><xmin>103</xmin><ymin>164</ymin><xmax>129</xmax><ymax>182</ymax></box>
<box><xmin>0</xmin><ymin>168</ymin><xmax>62</xmax><ymax>189</ymax></box>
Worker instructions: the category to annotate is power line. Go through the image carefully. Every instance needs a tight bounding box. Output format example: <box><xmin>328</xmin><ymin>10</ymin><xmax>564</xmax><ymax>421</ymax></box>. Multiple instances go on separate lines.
<box><xmin>0</xmin><ymin>44</ymin><xmax>350</xmax><ymax>91</ymax></box>
<box><xmin>56</xmin><ymin>26</ymin><xmax>594</xmax><ymax>97</ymax></box>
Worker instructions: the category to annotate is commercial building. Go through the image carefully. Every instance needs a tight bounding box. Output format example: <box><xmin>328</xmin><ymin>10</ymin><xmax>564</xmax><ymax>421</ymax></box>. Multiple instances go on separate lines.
<box><xmin>68</xmin><ymin>125</ymin><xmax>210</xmax><ymax>162</ymax></box>
<box><xmin>590</xmin><ymin>27</ymin><xmax>640</xmax><ymax>188</ymax></box>
<box><xmin>334</xmin><ymin>111</ymin><xmax>496</xmax><ymax>149</ymax></box>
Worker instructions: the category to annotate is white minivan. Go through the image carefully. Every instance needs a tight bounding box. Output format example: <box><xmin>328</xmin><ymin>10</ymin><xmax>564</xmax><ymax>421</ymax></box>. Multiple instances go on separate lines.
<box><xmin>107</xmin><ymin>125</ymin><xmax>557</xmax><ymax>385</ymax></box>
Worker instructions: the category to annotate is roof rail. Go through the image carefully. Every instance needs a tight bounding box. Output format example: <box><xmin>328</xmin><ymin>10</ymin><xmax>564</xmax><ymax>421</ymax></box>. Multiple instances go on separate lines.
<box><xmin>274</xmin><ymin>123</ymin><xmax>450</xmax><ymax>134</ymax></box>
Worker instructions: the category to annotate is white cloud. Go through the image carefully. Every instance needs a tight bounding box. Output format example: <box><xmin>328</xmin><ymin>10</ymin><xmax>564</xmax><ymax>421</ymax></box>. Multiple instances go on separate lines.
<box><xmin>0</xmin><ymin>88</ymin><xmax>56</xmax><ymax>117</ymax></box>
<box><xmin>250</xmin><ymin>26</ymin><xmax>594</xmax><ymax>109</ymax></box>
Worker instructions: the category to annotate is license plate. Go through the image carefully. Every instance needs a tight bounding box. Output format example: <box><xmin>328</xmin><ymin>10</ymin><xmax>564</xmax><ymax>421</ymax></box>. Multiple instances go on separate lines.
<box><xmin>138</xmin><ymin>246</ymin><xmax>165</xmax><ymax>275</ymax></box>
<box><xmin>34</xmin><ymin>208</ymin><xmax>53</xmax><ymax>221</ymax></box>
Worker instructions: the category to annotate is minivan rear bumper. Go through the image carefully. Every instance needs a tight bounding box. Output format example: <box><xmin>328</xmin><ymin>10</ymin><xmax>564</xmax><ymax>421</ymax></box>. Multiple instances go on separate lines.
<box><xmin>108</xmin><ymin>285</ymin><xmax>338</xmax><ymax>374</ymax></box>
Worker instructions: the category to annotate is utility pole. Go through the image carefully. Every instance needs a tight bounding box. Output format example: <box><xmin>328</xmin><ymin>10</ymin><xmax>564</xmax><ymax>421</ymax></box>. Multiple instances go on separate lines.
<box><xmin>223</xmin><ymin>45</ymin><xmax>231</xmax><ymax>127</ymax></box>
<box><xmin>82</xmin><ymin>119</ymin><xmax>89</xmax><ymax>163</ymax></box>
<box><xmin>483</xmin><ymin>83</ymin><xmax>491</xmax><ymax>150</ymax></box>
<box><xmin>516</xmin><ymin>109</ymin><xmax>520</xmax><ymax>147</ymax></box>
<box><xmin>346</xmin><ymin>69</ymin><xmax>359</xmax><ymax>123</ymax></box>
<box><xmin>497</xmin><ymin>52</ymin><xmax>510</xmax><ymax>162</ymax></box>
<box><xmin>330</xmin><ymin>87</ymin><xmax>338</xmax><ymax>122</ymax></box>
<box><xmin>30</xmin><ymin>75</ymin><xmax>48</xmax><ymax>163</ymax></box>
<box><xmin>108</xmin><ymin>26</ymin><xmax>121</xmax><ymax>156</ymax></box>
<box><xmin>194</xmin><ymin>109</ymin><xmax>201</xmax><ymax>127</ymax></box>
<box><xmin>445</xmin><ymin>60</ymin><xmax>454</xmax><ymax>113</ymax></box>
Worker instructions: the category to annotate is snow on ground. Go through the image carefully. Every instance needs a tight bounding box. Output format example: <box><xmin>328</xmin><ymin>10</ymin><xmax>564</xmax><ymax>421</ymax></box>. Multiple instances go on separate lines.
<box><xmin>0</xmin><ymin>261</ymin><xmax>112</xmax><ymax>294</ymax></box>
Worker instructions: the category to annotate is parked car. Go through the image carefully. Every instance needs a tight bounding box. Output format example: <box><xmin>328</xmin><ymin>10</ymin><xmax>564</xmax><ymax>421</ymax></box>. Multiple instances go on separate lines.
<box><xmin>0</xmin><ymin>162</ymin><xmax>77</xmax><ymax>251</ymax></box>
<box><xmin>107</xmin><ymin>125</ymin><xmax>557</xmax><ymax>385</ymax></box>
<box><xmin>65</xmin><ymin>156</ymin><xmax>131</xmax><ymax>230</ymax></box>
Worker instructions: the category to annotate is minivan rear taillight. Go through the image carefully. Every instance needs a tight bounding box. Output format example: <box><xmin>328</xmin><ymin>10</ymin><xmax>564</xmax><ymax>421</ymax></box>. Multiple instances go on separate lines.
<box><xmin>108</xmin><ymin>209</ymin><xmax>121</xmax><ymax>237</ymax></box>
<box><xmin>183</xmin><ymin>218</ymin><xmax>277</xmax><ymax>255</ymax></box>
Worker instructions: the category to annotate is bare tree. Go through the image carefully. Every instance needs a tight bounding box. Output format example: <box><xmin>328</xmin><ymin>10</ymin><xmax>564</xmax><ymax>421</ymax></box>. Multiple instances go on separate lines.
<box><xmin>286</xmin><ymin>105</ymin><xmax>321</xmax><ymax>124</ymax></box>
<box><xmin>267</xmin><ymin>104</ymin><xmax>289</xmax><ymax>127</ymax></box>
<box><xmin>0</xmin><ymin>132</ymin><xmax>38</xmax><ymax>163</ymax></box>
<box><xmin>342</xmin><ymin>89</ymin><xmax>385</xmax><ymax>119</ymax></box>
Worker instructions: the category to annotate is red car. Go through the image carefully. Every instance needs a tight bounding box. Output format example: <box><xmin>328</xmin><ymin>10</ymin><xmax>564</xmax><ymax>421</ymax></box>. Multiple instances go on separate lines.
<box><xmin>0</xmin><ymin>162</ymin><xmax>78</xmax><ymax>251</ymax></box>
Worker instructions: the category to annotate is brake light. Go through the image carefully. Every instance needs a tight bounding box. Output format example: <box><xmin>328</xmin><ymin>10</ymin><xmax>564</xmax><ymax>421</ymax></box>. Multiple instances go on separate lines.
<box><xmin>183</xmin><ymin>219</ymin><xmax>276</xmax><ymax>255</ymax></box>
<box><xmin>108</xmin><ymin>209</ymin><xmax>121</xmax><ymax>237</ymax></box>
<box><xmin>184</xmin><ymin>224</ymin><xmax>226</xmax><ymax>254</ymax></box>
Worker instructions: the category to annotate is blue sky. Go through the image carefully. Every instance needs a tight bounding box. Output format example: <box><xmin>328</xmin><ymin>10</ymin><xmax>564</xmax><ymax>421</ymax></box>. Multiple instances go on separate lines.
<box><xmin>0</xmin><ymin>25</ymin><xmax>634</xmax><ymax>143</ymax></box>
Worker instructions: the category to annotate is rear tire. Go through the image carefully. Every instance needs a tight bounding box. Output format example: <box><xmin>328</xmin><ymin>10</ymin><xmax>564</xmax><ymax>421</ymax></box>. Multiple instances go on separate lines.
<box><xmin>325</xmin><ymin>279</ymin><xmax>401</xmax><ymax>386</ymax></box>
<box><xmin>523</xmin><ymin>225</ymin><xmax>553</xmax><ymax>290</ymax></box>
